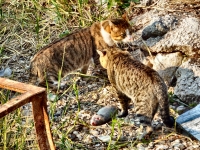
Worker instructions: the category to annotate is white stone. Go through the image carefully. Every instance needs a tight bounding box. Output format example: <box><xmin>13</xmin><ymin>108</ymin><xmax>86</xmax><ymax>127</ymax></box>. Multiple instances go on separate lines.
<box><xmin>176</xmin><ymin>105</ymin><xmax>187</xmax><ymax>113</ymax></box>
<box><xmin>155</xmin><ymin>144</ymin><xmax>169</xmax><ymax>150</ymax></box>
<box><xmin>137</xmin><ymin>143</ymin><xmax>146</xmax><ymax>150</ymax></box>
<box><xmin>149</xmin><ymin>52</ymin><xmax>183</xmax><ymax>85</ymax></box>
<box><xmin>98</xmin><ymin>135</ymin><xmax>111</xmax><ymax>142</ymax></box>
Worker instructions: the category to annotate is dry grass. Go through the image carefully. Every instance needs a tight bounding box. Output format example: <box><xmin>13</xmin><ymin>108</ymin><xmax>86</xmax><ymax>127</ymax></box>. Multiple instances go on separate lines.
<box><xmin>0</xmin><ymin>1</ymin><xmax>122</xmax><ymax>149</ymax></box>
<box><xmin>1</xmin><ymin>0</ymin><xmax>200</xmax><ymax>150</ymax></box>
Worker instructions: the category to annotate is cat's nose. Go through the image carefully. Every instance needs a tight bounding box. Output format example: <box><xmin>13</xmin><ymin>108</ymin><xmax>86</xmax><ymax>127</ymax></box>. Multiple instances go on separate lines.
<box><xmin>128</xmin><ymin>36</ymin><xmax>133</xmax><ymax>42</ymax></box>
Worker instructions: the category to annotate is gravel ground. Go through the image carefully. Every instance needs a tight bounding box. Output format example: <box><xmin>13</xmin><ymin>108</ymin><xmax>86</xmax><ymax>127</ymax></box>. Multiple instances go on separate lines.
<box><xmin>44</xmin><ymin>73</ymin><xmax>200</xmax><ymax>149</ymax></box>
<box><xmin>1</xmin><ymin>0</ymin><xmax>200</xmax><ymax>149</ymax></box>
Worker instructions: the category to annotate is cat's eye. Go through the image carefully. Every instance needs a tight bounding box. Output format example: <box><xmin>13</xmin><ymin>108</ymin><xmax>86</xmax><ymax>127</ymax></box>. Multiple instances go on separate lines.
<box><xmin>121</xmin><ymin>33</ymin><xmax>126</xmax><ymax>38</ymax></box>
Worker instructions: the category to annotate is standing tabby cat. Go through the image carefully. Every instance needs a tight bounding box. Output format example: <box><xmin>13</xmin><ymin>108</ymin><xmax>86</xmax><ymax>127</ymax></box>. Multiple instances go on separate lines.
<box><xmin>30</xmin><ymin>16</ymin><xmax>133</xmax><ymax>87</ymax></box>
<box><xmin>97</xmin><ymin>48</ymin><xmax>174</xmax><ymax>138</ymax></box>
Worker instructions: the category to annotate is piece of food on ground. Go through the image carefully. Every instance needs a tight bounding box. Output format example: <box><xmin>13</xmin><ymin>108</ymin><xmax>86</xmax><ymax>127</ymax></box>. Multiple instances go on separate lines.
<box><xmin>90</xmin><ymin>105</ymin><xmax>118</xmax><ymax>126</ymax></box>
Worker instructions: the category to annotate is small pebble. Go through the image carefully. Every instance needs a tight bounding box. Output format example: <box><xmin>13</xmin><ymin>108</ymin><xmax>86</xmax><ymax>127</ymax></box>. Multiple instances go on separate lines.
<box><xmin>102</xmin><ymin>88</ymin><xmax>108</xmax><ymax>94</ymax></box>
<box><xmin>176</xmin><ymin>105</ymin><xmax>187</xmax><ymax>114</ymax></box>
<box><xmin>155</xmin><ymin>144</ymin><xmax>169</xmax><ymax>150</ymax></box>
<box><xmin>73</xmin><ymin>131</ymin><xmax>79</xmax><ymax>135</ymax></box>
<box><xmin>148</xmin><ymin>142</ymin><xmax>154</xmax><ymax>149</ymax></box>
<box><xmin>48</xmin><ymin>93</ymin><xmax>57</xmax><ymax>101</ymax></box>
<box><xmin>76</xmin><ymin>134</ymin><xmax>82</xmax><ymax>140</ymax></box>
<box><xmin>137</xmin><ymin>143</ymin><xmax>145</xmax><ymax>150</ymax></box>
<box><xmin>69</xmin><ymin>134</ymin><xmax>76</xmax><ymax>140</ymax></box>
<box><xmin>98</xmin><ymin>135</ymin><xmax>111</xmax><ymax>142</ymax></box>
<box><xmin>170</xmin><ymin>105</ymin><xmax>176</xmax><ymax>110</ymax></box>
<box><xmin>90</xmin><ymin>130</ymin><xmax>99</xmax><ymax>136</ymax></box>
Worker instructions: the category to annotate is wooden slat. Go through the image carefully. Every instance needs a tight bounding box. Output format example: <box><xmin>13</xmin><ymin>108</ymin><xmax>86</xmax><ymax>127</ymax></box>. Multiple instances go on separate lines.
<box><xmin>0</xmin><ymin>78</ymin><xmax>55</xmax><ymax>150</ymax></box>
<box><xmin>32</xmin><ymin>93</ymin><xmax>55</xmax><ymax>150</ymax></box>
<box><xmin>0</xmin><ymin>77</ymin><xmax>45</xmax><ymax>93</ymax></box>
<box><xmin>0</xmin><ymin>92</ymin><xmax>32</xmax><ymax>118</ymax></box>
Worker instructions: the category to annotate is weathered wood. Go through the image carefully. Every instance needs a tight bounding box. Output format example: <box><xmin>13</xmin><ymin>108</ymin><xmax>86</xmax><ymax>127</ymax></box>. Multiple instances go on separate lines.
<box><xmin>0</xmin><ymin>77</ymin><xmax>44</xmax><ymax>93</ymax></box>
<box><xmin>32</xmin><ymin>93</ymin><xmax>55</xmax><ymax>150</ymax></box>
<box><xmin>0</xmin><ymin>92</ymin><xmax>33</xmax><ymax>118</ymax></box>
<box><xmin>0</xmin><ymin>77</ymin><xmax>55</xmax><ymax>150</ymax></box>
<box><xmin>176</xmin><ymin>104</ymin><xmax>200</xmax><ymax>141</ymax></box>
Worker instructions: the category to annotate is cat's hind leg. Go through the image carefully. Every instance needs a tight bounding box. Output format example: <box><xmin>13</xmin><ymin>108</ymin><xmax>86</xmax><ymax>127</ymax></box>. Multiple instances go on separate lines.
<box><xmin>133</xmin><ymin>99</ymin><xmax>158</xmax><ymax>139</ymax></box>
<box><xmin>117</xmin><ymin>91</ymin><xmax>131</xmax><ymax>118</ymax></box>
<box><xmin>80</xmin><ymin>64</ymin><xmax>90</xmax><ymax>74</ymax></box>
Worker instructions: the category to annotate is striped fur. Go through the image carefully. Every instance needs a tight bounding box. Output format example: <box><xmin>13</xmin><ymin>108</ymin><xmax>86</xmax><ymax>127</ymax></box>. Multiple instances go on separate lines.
<box><xmin>30</xmin><ymin>18</ymin><xmax>132</xmax><ymax>87</ymax></box>
<box><xmin>97</xmin><ymin>48</ymin><xmax>174</xmax><ymax>137</ymax></box>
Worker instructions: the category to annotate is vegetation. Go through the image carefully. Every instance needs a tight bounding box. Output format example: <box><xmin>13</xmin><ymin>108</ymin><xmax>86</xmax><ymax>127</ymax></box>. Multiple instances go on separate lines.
<box><xmin>0</xmin><ymin>1</ymin><xmax>133</xmax><ymax>149</ymax></box>
<box><xmin>0</xmin><ymin>0</ymin><xmax>198</xmax><ymax>149</ymax></box>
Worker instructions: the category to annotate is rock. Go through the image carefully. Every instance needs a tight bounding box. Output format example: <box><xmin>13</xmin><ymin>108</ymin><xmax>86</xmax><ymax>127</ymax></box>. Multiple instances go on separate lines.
<box><xmin>192</xmin><ymin>144</ymin><xmax>200</xmax><ymax>149</ymax></box>
<box><xmin>95</xmin><ymin>0</ymin><xmax>108</xmax><ymax>5</ymax></box>
<box><xmin>170</xmin><ymin>105</ymin><xmax>176</xmax><ymax>110</ymax></box>
<box><xmin>171</xmin><ymin>139</ymin><xmax>185</xmax><ymax>150</ymax></box>
<box><xmin>155</xmin><ymin>144</ymin><xmax>169</xmax><ymax>150</ymax></box>
<box><xmin>137</xmin><ymin>143</ymin><xmax>146</xmax><ymax>150</ymax></box>
<box><xmin>0</xmin><ymin>67</ymin><xmax>12</xmax><ymax>77</ymax></box>
<box><xmin>47</xmin><ymin>93</ymin><xmax>57</xmax><ymax>101</ymax></box>
<box><xmin>90</xmin><ymin>130</ymin><xmax>99</xmax><ymax>136</ymax></box>
<box><xmin>147</xmin><ymin>142</ymin><xmax>154</xmax><ymax>149</ymax></box>
<box><xmin>174</xmin><ymin>59</ymin><xmax>200</xmax><ymax>103</ymax></box>
<box><xmin>68</xmin><ymin>133</ymin><xmax>76</xmax><ymax>140</ymax></box>
<box><xmin>142</xmin><ymin>21</ymin><xmax>170</xmax><ymax>40</ymax></box>
<box><xmin>132</xmin><ymin>11</ymin><xmax>200</xmax><ymax>57</ymax></box>
<box><xmin>98</xmin><ymin>135</ymin><xmax>111</xmax><ymax>142</ymax></box>
<box><xmin>176</xmin><ymin>105</ymin><xmax>187</xmax><ymax>114</ymax></box>
<box><xmin>151</xmin><ymin>119</ymin><xmax>163</xmax><ymax>130</ymax></box>
<box><xmin>76</xmin><ymin>134</ymin><xmax>82</xmax><ymax>140</ymax></box>
<box><xmin>176</xmin><ymin>104</ymin><xmax>200</xmax><ymax>141</ymax></box>
<box><xmin>149</xmin><ymin>52</ymin><xmax>183</xmax><ymax>86</ymax></box>
<box><xmin>54</xmin><ymin>109</ymin><xmax>62</xmax><ymax>117</ymax></box>
<box><xmin>140</xmin><ymin>0</ymin><xmax>154</xmax><ymax>6</ymax></box>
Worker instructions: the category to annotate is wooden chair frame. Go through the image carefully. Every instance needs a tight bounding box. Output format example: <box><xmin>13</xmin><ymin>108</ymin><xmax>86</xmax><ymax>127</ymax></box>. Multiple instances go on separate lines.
<box><xmin>0</xmin><ymin>78</ymin><xmax>55</xmax><ymax>150</ymax></box>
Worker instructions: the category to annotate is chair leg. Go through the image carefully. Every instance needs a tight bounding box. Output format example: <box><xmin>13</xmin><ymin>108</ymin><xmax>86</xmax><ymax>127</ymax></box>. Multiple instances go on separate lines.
<box><xmin>32</xmin><ymin>93</ymin><xmax>55</xmax><ymax>150</ymax></box>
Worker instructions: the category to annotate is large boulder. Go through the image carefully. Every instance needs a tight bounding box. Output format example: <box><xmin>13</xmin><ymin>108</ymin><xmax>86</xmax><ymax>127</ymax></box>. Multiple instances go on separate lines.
<box><xmin>174</xmin><ymin>59</ymin><xmax>200</xmax><ymax>103</ymax></box>
<box><xmin>149</xmin><ymin>52</ymin><xmax>183</xmax><ymax>86</ymax></box>
<box><xmin>132</xmin><ymin>11</ymin><xmax>200</xmax><ymax>57</ymax></box>
<box><xmin>131</xmin><ymin>10</ymin><xmax>200</xmax><ymax>103</ymax></box>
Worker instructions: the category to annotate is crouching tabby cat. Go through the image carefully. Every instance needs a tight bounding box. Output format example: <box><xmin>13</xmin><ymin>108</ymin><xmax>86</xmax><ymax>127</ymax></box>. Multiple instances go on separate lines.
<box><xmin>30</xmin><ymin>16</ymin><xmax>133</xmax><ymax>87</ymax></box>
<box><xmin>97</xmin><ymin>48</ymin><xmax>174</xmax><ymax>139</ymax></box>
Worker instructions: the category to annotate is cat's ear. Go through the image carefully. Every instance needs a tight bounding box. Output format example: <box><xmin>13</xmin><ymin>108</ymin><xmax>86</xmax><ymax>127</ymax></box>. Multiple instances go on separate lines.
<box><xmin>109</xmin><ymin>20</ymin><xmax>114</xmax><ymax>27</ymax></box>
<box><xmin>122</xmin><ymin>13</ymin><xmax>128</xmax><ymax>21</ymax></box>
<box><xmin>97</xmin><ymin>50</ymin><xmax>107</xmax><ymax>57</ymax></box>
<box><xmin>109</xmin><ymin>21</ymin><xmax>119</xmax><ymax>32</ymax></box>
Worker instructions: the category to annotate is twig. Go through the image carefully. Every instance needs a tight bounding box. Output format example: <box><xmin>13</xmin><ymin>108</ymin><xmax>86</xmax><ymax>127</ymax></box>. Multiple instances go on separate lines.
<box><xmin>133</xmin><ymin>5</ymin><xmax>185</xmax><ymax>13</ymax></box>
<box><xmin>173</xmin><ymin>96</ymin><xmax>190</xmax><ymax>108</ymax></box>
<box><xmin>141</xmin><ymin>39</ymin><xmax>152</xmax><ymax>57</ymax></box>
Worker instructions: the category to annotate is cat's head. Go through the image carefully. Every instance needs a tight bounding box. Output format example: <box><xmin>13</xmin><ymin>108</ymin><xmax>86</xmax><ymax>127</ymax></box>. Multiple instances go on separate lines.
<box><xmin>101</xmin><ymin>15</ymin><xmax>133</xmax><ymax>45</ymax></box>
<box><xmin>97</xmin><ymin>48</ymin><xmax>130</xmax><ymax>69</ymax></box>
<box><xmin>97</xmin><ymin>47</ymin><xmax>131</xmax><ymax>69</ymax></box>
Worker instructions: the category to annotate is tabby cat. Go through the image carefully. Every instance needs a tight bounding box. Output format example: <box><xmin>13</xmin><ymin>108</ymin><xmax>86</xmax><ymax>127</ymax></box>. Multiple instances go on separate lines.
<box><xmin>30</xmin><ymin>16</ymin><xmax>133</xmax><ymax>87</ymax></box>
<box><xmin>97</xmin><ymin>48</ymin><xmax>174</xmax><ymax>138</ymax></box>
